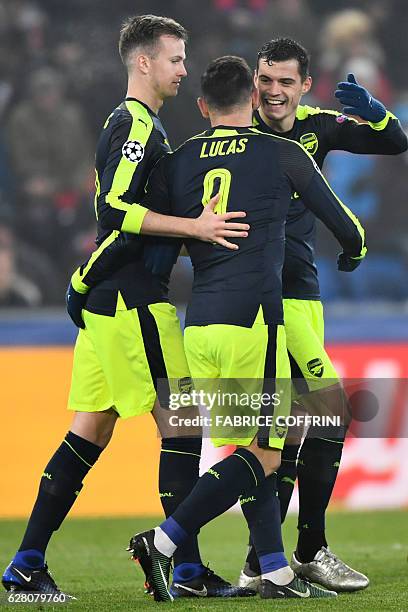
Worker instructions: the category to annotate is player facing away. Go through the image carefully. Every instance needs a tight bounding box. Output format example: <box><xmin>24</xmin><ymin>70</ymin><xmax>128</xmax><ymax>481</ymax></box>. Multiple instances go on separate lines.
<box><xmin>2</xmin><ymin>16</ymin><xmax>251</xmax><ymax>599</ymax></box>
<box><xmin>238</xmin><ymin>37</ymin><xmax>407</xmax><ymax>593</ymax></box>
<box><xmin>127</xmin><ymin>55</ymin><xmax>367</xmax><ymax>601</ymax></box>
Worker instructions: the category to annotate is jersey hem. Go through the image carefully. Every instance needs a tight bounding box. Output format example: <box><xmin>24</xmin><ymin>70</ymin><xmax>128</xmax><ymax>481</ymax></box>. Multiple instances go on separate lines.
<box><xmin>282</xmin><ymin>294</ymin><xmax>321</xmax><ymax>301</ymax></box>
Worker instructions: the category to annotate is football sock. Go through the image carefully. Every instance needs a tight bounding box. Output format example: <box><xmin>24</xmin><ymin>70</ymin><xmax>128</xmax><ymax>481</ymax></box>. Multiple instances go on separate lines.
<box><xmin>156</xmin><ymin>449</ymin><xmax>265</xmax><ymax>554</ymax></box>
<box><xmin>154</xmin><ymin>524</ymin><xmax>178</xmax><ymax>557</ymax></box>
<box><xmin>12</xmin><ymin>550</ymin><xmax>44</xmax><ymax>570</ymax></box>
<box><xmin>240</xmin><ymin>474</ymin><xmax>290</xmax><ymax>583</ymax></box>
<box><xmin>18</xmin><ymin>432</ymin><xmax>103</xmax><ymax>558</ymax></box>
<box><xmin>172</xmin><ymin>563</ymin><xmax>204</xmax><ymax>583</ymax></box>
<box><xmin>244</xmin><ymin>444</ymin><xmax>299</xmax><ymax>576</ymax></box>
<box><xmin>159</xmin><ymin>437</ymin><xmax>203</xmax><ymax>571</ymax></box>
<box><xmin>296</xmin><ymin>436</ymin><xmax>344</xmax><ymax>562</ymax></box>
<box><xmin>277</xmin><ymin>443</ymin><xmax>300</xmax><ymax>521</ymax></box>
<box><xmin>263</xmin><ymin>565</ymin><xmax>295</xmax><ymax>585</ymax></box>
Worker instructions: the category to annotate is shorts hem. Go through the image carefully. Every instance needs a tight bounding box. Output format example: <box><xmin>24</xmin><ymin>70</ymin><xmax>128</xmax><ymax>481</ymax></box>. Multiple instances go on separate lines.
<box><xmin>68</xmin><ymin>400</ymin><xmax>155</xmax><ymax>419</ymax></box>
<box><xmin>211</xmin><ymin>437</ymin><xmax>285</xmax><ymax>449</ymax></box>
<box><xmin>67</xmin><ymin>402</ymin><xmax>115</xmax><ymax>414</ymax></box>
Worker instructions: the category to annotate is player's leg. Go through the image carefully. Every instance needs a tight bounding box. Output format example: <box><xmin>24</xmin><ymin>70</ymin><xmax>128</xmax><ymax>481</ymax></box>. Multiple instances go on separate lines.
<box><xmin>128</xmin><ymin>323</ymin><xmax>335</xmax><ymax>600</ymax></box>
<box><xmin>142</xmin><ymin>304</ymin><xmax>203</xmax><ymax>586</ymax></box>
<box><xmin>2</xmin><ymin>322</ymin><xmax>117</xmax><ymax>596</ymax></box>
<box><xmin>239</xmin><ymin>438</ymin><xmax>333</xmax><ymax>600</ymax></box>
<box><xmin>130</xmin><ymin>303</ymin><xmax>248</xmax><ymax>598</ymax></box>
<box><xmin>154</xmin><ymin>404</ymin><xmax>203</xmax><ymax>582</ymax></box>
<box><xmin>131</xmin><ymin>323</ymin><xmax>267</xmax><ymax>601</ymax></box>
<box><xmin>236</xmin><ymin>322</ymin><xmax>314</xmax><ymax>596</ymax></box>
<box><xmin>274</xmin><ymin>353</ymin><xmax>306</xmax><ymax>524</ymax></box>
<box><xmin>154</xmin><ymin>401</ymin><xmax>203</xmax><ymax>579</ymax></box>
<box><xmin>284</xmin><ymin>299</ymin><xmax>369</xmax><ymax>591</ymax></box>
<box><xmin>238</xmin><ymin>317</ymin><xmax>297</xmax><ymax>586</ymax></box>
<box><xmin>129</xmin><ymin>439</ymin><xmax>276</xmax><ymax>601</ymax></box>
<box><xmin>130</xmin><ymin>434</ymin><xmax>334</xmax><ymax>601</ymax></box>
<box><xmin>232</xmin><ymin>323</ymin><xmax>303</xmax><ymax>598</ymax></box>
<box><xmin>240</xmin><ymin>428</ymin><xmax>301</xmax><ymax>585</ymax></box>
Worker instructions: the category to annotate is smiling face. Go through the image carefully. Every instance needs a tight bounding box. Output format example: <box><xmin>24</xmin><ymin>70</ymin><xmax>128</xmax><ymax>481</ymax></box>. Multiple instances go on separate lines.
<box><xmin>255</xmin><ymin>58</ymin><xmax>311</xmax><ymax>132</ymax></box>
<box><xmin>149</xmin><ymin>35</ymin><xmax>187</xmax><ymax>100</ymax></box>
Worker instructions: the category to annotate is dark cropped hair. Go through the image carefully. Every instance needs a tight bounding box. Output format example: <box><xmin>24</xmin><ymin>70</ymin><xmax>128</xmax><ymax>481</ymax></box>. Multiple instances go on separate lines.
<box><xmin>257</xmin><ymin>37</ymin><xmax>310</xmax><ymax>81</ymax></box>
<box><xmin>201</xmin><ymin>56</ymin><xmax>253</xmax><ymax>111</ymax></box>
<box><xmin>119</xmin><ymin>14</ymin><xmax>187</xmax><ymax>66</ymax></box>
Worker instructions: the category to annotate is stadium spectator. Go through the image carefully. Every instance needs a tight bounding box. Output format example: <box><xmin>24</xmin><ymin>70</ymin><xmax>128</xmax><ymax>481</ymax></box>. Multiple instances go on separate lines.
<box><xmin>6</xmin><ymin>66</ymin><xmax>94</xmax><ymax>275</ymax></box>
<box><xmin>314</xmin><ymin>9</ymin><xmax>392</xmax><ymax>108</ymax></box>
<box><xmin>0</xmin><ymin>0</ymin><xmax>407</xmax><ymax>306</ymax></box>
<box><xmin>0</xmin><ymin>222</ymin><xmax>41</xmax><ymax>307</ymax></box>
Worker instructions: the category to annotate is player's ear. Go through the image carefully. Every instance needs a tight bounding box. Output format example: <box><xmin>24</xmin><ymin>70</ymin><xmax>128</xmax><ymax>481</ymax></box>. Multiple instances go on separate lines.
<box><xmin>135</xmin><ymin>52</ymin><xmax>150</xmax><ymax>75</ymax></box>
<box><xmin>251</xmin><ymin>86</ymin><xmax>260</xmax><ymax>111</ymax></box>
<box><xmin>253</xmin><ymin>69</ymin><xmax>258</xmax><ymax>88</ymax></box>
<box><xmin>197</xmin><ymin>97</ymin><xmax>209</xmax><ymax>119</ymax></box>
<box><xmin>301</xmin><ymin>75</ymin><xmax>312</xmax><ymax>95</ymax></box>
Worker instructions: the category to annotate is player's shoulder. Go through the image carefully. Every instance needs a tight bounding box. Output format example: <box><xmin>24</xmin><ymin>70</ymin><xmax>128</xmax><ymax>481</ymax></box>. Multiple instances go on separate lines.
<box><xmin>103</xmin><ymin>100</ymin><xmax>154</xmax><ymax>135</ymax></box>
<box><xmin>122</xmin><ymin>99</ymin><xmax>153</xmax><ymax>127</ymax></box>
<box><xmin>251</xmin><ymin>126</ymin><xmax>305</xmax><ymax>152</ymax></box>
<box><xmin>168</xmin><ymin>130</ymin><xmax>209</xmax><ymax>158</ymax></box>
<box><xmin>296</xmin><ymin>104</ymin><xmax>356</xmax><ymax>125</ymax></box>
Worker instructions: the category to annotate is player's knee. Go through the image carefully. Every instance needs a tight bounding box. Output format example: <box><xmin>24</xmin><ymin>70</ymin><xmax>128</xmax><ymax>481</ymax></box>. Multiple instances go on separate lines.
<box><xmin>245</xmin><ymin>444</ymin><xmax>281</xmax><ymax>477</ymax></box>
<box><xmin>258</xmin><ymin>457</ymin><xmax>281</xmax><ymax>477</ymax></box>
<box><xmin>93</xmin><ymin>429</ymin><xmax>114</xmax><ymax>449</ymax></box>
<box><xmin>70</xmin><ymin>409</ymin><xmax>117</xmax><ymax>448</ymax></box>
<box><xmin>263</xmin><ymin>451</ymin><xmax>281</xmax><ymax>476</ymax></box>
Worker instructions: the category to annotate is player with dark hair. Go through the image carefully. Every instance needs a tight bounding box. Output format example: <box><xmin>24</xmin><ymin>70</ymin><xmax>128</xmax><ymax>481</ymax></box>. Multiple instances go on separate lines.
<box><xmin>127</xmin><ymin>54</ymin><xmax>366</xmax><ymax>601</ymax></box>
<box><xmin>237</xmin><ymin>36</ymin><xmax>407</xmax><ymax>593</ymax></box>
<box><xmin>2</xmin><ymin>16</ymin><xmax>251</xmax><ymax>599</ymax></box>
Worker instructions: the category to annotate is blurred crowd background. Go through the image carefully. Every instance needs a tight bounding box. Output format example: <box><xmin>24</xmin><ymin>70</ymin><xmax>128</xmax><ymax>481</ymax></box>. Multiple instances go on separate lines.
<box><xmin>1</xmin><ymin>0</ymin><xmax>407</xmax><ymax>309</ymax></box>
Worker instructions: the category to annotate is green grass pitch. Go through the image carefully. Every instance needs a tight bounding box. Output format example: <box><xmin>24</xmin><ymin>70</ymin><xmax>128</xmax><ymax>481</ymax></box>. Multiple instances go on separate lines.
<box><xmin>0</xmin><ymin>510</ymin><xmax>407</xmax><ymax>610</ymax></box>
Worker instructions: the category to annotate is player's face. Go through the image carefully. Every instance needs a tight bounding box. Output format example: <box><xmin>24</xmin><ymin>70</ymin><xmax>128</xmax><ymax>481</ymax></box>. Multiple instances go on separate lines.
<box><xmin>255</xmin><ymin>59</ymin><xmax>311</xmax><ymax>130</ymax></box>
<box><xmin>150</xmin><ymin>35</ymin><xmax>187</xmax><ymax>100</ymax></box>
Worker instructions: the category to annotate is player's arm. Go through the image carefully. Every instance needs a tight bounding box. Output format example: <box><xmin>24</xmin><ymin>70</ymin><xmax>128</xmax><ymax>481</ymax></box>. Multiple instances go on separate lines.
<box><xmin>140</xmin><ymin>154</ymin><xmax>248</xmax><ymax>275</ymax></box>
<box><xmin>67</xmin><ymin>129</ymin><xmax>248</xmax><ymax>323</ymax></box>
<box><xmin>66</xmin><ymin>111</ymin><xmax>157</xmax><ymax>327</ymax></box>
<box><xmin>330</xmin><ymin>73</ymin><xmax>407</xmax><ymax>154</ymax></box>
<box><xmin>97</xmin><ymin>116</ymin><xmax>248</xmax><ymax>241</ymax></box>
<box><xmin>282</xmin><ymin>140</ymin><xmax>366</xmax><ymax>269</ymax></box>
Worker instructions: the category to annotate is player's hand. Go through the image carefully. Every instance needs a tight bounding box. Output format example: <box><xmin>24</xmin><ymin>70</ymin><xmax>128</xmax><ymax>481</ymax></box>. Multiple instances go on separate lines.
<box><xmin>66</xmin><ymin>282</ymin><xmax>87</xmax><ymax>329</ymax></box>
<box><xmin>195</xmin><ymin>193</ymin><xmax>249</xmax><ymax>250</ymax></box>
<box><xmin>337</xmin><ymin>251</ymin><xmax>365</xmax><ymax>272</ymax></box>
<box><xmin>335</xmin><ymin>73</ymin><xmax>386</xmax><ymax>123</ymax></box>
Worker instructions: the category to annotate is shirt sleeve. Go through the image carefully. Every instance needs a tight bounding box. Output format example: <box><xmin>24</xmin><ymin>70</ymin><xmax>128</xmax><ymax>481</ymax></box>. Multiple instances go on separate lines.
<box><xmin>96</xmin><ymin>109</ymin><xmax>157</xmax><ymax>234</ymax></box>
<box><xmin>324</xmin><ymin>110</ymin><xmax>408</xmax><ymax>155</ymax></box>
<box><xmin>70</xmin><ymin>151</ymin><xmax>178</xmax><ymax>294</ymax></box>
<box><xmin>280</xmin><ymin>139</ymin><xmax>367</xmax><ymax>258</ymax></box>
<box><xmin>71</xmin><ymin>231</ymin><xmax>125</xmax><ymax>294</ymax></box>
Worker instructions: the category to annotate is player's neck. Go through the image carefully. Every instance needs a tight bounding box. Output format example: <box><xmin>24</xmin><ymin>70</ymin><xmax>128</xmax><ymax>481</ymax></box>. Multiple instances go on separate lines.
<box><xmin>258</xmin><ymin>107</ymin><xmax>296</xmax><ymax>133</ymax></box>
<box><xmin>126</xmin><ymin>79</ymin><xmax>163</xmax><ymax>115</ymax></box>
<box><xmin>209</xmin><ymin>108</ymin><xmax>253</xmax><ymax>128</ymax></box>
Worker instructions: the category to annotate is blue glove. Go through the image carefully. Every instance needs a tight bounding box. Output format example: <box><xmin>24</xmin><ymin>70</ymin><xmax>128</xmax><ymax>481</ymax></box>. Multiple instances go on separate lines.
<box><xmin>66</xmin><ymin>282</ymin><xmax>87</xmax><ymax>328</ymax></box>
<box><xmin>335</xmin><ymin>73</ymin><xmax>386</xmax><ymax>123</ymax></box>
<box><xmin>337</xmin><ymin>252</ymin><xmax>364</xmax><ymax>272</ymax></box>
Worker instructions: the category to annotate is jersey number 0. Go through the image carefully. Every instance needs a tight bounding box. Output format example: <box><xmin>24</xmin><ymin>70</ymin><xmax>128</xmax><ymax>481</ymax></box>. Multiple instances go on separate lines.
<box><xmin>202</xmin><ymin>168</ymin><xmax>232</xmax><ymax>214</ymax></box>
